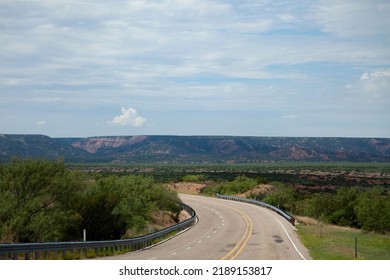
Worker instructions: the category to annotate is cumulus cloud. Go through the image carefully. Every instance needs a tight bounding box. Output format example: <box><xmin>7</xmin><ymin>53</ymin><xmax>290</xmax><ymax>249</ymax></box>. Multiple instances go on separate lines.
<box><xmin>108</xmin><ymin>107</ymin><xmax>146</xmax><ymax>127</ymax></box>
<box><xmin>359</xmin><ymin>70</ymin><xmax>390</xmax><ymax>93</ymax></box>
<box><xmin>345</xmin><ymin>70</ymin><xmax>390</xmax><ymax>97</ymax></box>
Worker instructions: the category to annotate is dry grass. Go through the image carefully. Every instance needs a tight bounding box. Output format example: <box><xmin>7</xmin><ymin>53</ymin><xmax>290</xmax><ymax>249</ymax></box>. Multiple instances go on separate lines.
<box><xmin>295</xmin><ymin>215</ymin><xmax>320</xmax><ymax>226</ymax></box>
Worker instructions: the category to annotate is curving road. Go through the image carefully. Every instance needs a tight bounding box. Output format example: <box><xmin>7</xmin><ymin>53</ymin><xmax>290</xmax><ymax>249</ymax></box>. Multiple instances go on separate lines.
<box><xmin>101</xmin><ymin>194</ymin><xmax>311</xmax><ymax>260</ymax></box>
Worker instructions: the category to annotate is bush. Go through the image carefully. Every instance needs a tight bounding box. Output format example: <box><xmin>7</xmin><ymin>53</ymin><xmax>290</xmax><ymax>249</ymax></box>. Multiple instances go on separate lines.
<box><xmin>355</xmin><ymin>188</ymin><xmax>390</xmax><ymax>233</ymax></box>
<box><xmin>262</xmin><ymin>185</ymin><xmax>299</xmax><ymax>213</ymax></box>
<box><xmin>182</xmin><ymin>174</ymin><xmax>205</xmax><ymax>182</ymax></box>
<box><xmin>201</xmin><ymin>176</ymin><xmax>258</xmax><ymax>195</ymax></box>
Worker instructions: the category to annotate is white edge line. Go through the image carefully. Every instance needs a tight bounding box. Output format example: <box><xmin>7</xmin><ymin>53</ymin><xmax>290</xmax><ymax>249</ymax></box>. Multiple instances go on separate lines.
<box><xmin>274</xmin><ymin>217</ymin><xmax>307</xmax><ymax>260</ymax></box>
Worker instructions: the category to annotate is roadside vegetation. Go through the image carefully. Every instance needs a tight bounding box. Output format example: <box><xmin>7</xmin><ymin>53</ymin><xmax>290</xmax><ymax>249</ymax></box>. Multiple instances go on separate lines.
<box><xmin>200</xmin><ymin>176</ymin><xmax>390</xmax><ymax>233</ymax></box>
<box><xmin>0</xmin><ymin>159</ymin><xmax>181</xmax><ymax>243</ymax></box>
<box><xmin>296</xmin><ymin>218</ymin><xmax>390</xmax><ymax>259</ymax></box>
<box><xmin>1</xmin><ymin>159</ymin><xmax>389</xmax><ymax>259</ymax></box>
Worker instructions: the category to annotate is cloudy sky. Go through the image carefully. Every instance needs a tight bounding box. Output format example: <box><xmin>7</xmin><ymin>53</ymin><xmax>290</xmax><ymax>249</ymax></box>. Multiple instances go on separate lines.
<box><xmin>1</xmin><ymin>0</ymin><xmax>389</xmax><ymax>138</ymax></box>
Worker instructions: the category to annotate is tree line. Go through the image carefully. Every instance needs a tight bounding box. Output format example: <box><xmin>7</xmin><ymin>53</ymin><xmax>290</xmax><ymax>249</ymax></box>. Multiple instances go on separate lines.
<box><xmin>0</xmin><ymin>159</ymin><xmax>181</xmax><ymax>243</ymax></box>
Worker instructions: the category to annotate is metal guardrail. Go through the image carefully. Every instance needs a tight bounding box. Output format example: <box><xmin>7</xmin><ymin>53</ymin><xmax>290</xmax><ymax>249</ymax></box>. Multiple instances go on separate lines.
<box><xmin>0</xmin><ymin>203</ymin><xmax>196</xmax><ymax>260</ymax></box>
<box><xmin>216</xmin><ymin>194</ymin><xmax>295</xmax><ymax>225</ymax></box>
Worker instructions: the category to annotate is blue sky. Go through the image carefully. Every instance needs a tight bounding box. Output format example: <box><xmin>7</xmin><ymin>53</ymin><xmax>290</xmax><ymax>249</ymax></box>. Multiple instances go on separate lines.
<box><xmin>1</xmin><ymin>0</ymin><xmax>389</xmax><ymax>137</ymax></box>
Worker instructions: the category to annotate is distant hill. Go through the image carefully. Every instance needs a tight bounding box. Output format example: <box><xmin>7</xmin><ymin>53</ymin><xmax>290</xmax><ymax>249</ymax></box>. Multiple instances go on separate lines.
<box><xmin>0</xmin><ymin>134</ymin><xmax>90</xmax><ymax>162</ymax></box>
<box><xmin>1</xmin><ymin>134</ymin><xmax>390</xmax><ymax>163</ymax></box>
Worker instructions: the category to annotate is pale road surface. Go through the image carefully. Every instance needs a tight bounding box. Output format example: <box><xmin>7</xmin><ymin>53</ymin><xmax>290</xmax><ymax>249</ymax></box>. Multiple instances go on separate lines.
<box><xmin>100</xmin><ymin>194</ymin><xmax>311</xmax><ymax>260</ymax></box>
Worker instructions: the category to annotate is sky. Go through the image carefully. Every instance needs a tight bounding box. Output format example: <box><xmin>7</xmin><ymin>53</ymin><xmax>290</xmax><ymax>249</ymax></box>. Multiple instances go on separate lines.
<box><xmin>0</xmin><ymin>0</ymin><xmax>389</xmax><ymax>138</ymax></box>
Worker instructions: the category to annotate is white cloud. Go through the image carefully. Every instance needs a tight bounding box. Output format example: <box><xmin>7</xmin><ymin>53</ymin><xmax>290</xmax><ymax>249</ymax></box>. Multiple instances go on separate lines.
<box><xmin>358</xmin><ymin>70</ymin><xmax>390</xmax><ymax>93</ymax></box>
<box><xmin>1</xmin><ymin>0</ymin><xmax>389</xmax><ymax>137</ymax></box>
<box><xmin>108</xmin><ymin>107</ymin><xmax>146</xmax><ymax>127</ymax></box>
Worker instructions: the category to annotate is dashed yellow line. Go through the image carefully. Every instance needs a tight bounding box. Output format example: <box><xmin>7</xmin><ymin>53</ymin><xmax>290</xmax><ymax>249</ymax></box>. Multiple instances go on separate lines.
<box><xmin>220</xmin><ymin>204</ymin><xmax>253</xmax><ymax>260</ymax></box>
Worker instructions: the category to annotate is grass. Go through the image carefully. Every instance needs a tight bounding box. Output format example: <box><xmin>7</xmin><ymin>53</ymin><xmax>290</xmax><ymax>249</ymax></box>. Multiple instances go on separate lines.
<box><xmin>296</xmin><ymin>217</ymin><xmax>390</xmax><ymax>260</ymax></box>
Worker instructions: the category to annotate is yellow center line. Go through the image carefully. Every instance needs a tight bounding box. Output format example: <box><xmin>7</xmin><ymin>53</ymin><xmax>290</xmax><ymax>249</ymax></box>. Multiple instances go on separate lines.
<box><xmin>219</xmin><ymin>203</ymin><xmax>253</xmax><ymax>260</ymax></box>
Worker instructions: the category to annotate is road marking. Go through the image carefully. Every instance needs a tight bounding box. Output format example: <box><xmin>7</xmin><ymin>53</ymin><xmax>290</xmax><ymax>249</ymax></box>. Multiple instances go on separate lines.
<box><xmin>220</xmin><ymin>204</ymin><xmax>253</xmax><ymax>260</ymax></box>
<box><xmin>186</xmin><ymin>246</ymin><xmax>191</xmax><ymax>250</ymax></box>
<box><xmin>273</xmin><ymin>217</ymin><xmax>307</xmax><ymax>260</ymax></box>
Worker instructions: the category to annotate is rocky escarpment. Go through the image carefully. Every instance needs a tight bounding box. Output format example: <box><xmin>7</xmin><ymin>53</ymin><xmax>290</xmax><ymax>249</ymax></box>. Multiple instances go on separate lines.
<box><xmin>71</xmin><ymin>136</ymin><xmax>148</xmax><ymax>153</ymax></box>
<box><xmin>1</xmin><ymin>134</ymin><xmax>390</xmax><ymax>163</ymax></box>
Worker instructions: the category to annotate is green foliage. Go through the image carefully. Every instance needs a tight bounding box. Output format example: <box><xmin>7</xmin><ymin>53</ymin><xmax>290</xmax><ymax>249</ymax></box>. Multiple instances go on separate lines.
<box><xmin>302</xmin><ymin>188</ymin><xmax>360</xmax><ymax>227</ymax></box>
<box><xmin>355</xmin><ymin>188</ymin><xmax>390</xmax><ymax>233</ymax></box>
<box><xmin>262</xmin><ymin>185</ymin><xmax>299</xmax><ymax>213</ymax></box>
<box><xmin>0</xmin><ymin>159</ymin><xmax>83</xmax><ymax>243</ymax></box>
<box><xmin>301</xmin><ymin>187</ymin><xmax>390</xmax><ymax>233</ymax></box>
<box><xmin>202</xmin><ymin>176</ymin><xmax>258</xmax><ymax>195</ymax></box>
<box><xmin>182</xmin><ymin>174</ymin><xmax>205</xmax><ymax>182</ymax></box>
<box><xmin>0</xmin><ymin>159</ymin><xmax>181</xmax><ymax>243</ymax></box>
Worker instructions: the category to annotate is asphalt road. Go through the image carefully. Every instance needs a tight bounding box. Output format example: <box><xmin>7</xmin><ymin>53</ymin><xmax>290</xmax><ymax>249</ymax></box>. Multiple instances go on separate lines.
<box><xmin>101</xmin><ymin>194</ymin><xmax>311</xmax><ymax>260</ymax></box>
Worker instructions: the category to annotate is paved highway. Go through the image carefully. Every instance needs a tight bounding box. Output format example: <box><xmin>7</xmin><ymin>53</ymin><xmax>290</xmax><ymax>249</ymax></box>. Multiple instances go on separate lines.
<box><xmin>101</xmin><ymin>194</ymin><xmax>311</xmax><ymax>260</ymax></box>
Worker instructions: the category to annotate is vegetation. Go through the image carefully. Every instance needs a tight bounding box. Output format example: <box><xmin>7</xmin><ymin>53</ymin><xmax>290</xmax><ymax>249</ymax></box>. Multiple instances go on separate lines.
<box><xmin>300</xmin><ymin>187</ymin><xmax>390</xmax><ymax>233</ymax></box>
<box><xmin>201</xmin><ymin>176</ymin><xmax>259</xmax><ymax>195</ymax></box>
<box><xmin>200</xmin><ymin>172</ymin><xmax>389</xmax><ymax>233</ymax></box>
<box><xmin>1</xmin><ymin>157</ymin><xmax>389</xmax><ymax>257</ymax></box>
<box><xmin>0</xmin><ymin>159</ymin><xmax>181</xmax><ymax>243</ymax></box>
<box><xmin>71</xmin><ymin>162</ymin><xmax>390</xmax><ymax>189</ymax></box>
<box><xmin>296</xmin><ymin>221</ymin><xmax>390</xmax><ymax>260</ymax></box>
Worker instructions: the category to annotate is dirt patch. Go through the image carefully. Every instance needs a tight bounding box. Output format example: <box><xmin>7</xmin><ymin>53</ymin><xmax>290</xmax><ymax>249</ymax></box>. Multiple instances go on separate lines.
<box><xmin>237</xmin><ymin>184</ymin><xmax>276</xmax><ymax>198</ymax></box>
<box><xmin>178</xmin><ymin>210</ymin><xmax>191</xmax><ymax>222</ymax></box>
<box><xmin>167</xmin><ymin>182</ymin><xmax>206</xmax><ymax>194</ymax></box>
<box><xmin>151</xmin><ymin>211</ymin><xmax>179</xmax><ymax>229</ymax></box>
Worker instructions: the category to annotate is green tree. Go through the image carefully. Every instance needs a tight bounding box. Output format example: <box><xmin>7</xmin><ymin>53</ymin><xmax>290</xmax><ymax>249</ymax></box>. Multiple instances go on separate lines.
<box><xmin>302</xmin><ymin>193</ymin><xmax>335</xmax><ymax>221</ymax></box>
<box><xmin>262</xmin><ymin>186</ymin><xmax>299</xmax><ymax>213</ymax></box>
<box><xmin>328</xmin><ymin>187</ymin><xmax>359</xmax><ymax>227</ymax></box>
<box><xmin>355</xmin><ymin>188</ymin><xmax>390</xmax><ymax>233</ymax></box>
<box><xmin>77</xmin><ymin>176</ymin><xmax>125</xmax><ymax>241</ymax></box>
<box><xmin>78</xmin><ymin>175</ymin><xmax>181</xmax><ymax>240</ymax></box>
<box><xmin>0</xmin><ymin>159</ymin><xmax>83</xmax><ymax>242</ymax></box>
